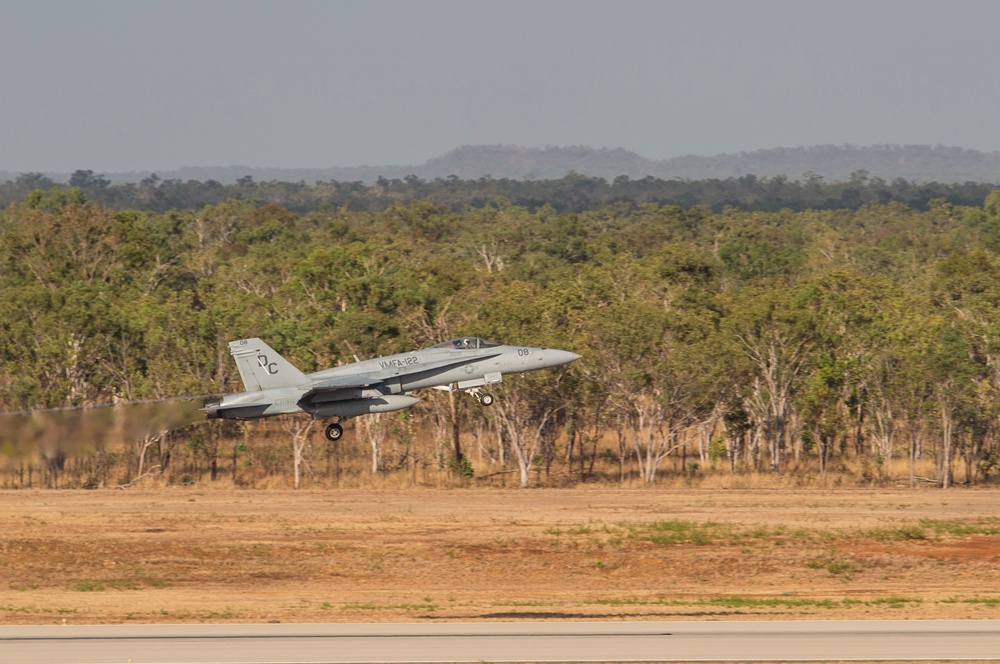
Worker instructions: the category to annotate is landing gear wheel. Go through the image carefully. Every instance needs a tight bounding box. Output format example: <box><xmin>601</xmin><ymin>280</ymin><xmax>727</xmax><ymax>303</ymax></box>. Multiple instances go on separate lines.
<box><xmin>325</xmin><ymin>422</ymin><xmax>344</xmax><ymax>442</ymax></box>
<box><xmin>478</xmin><ymin>392</ymin><xmax>495</xmax><ymax>407</ymax></box>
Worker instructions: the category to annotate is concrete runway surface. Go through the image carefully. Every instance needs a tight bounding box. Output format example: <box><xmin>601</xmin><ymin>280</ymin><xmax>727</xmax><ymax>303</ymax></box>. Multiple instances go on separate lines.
<box><xmin>2</xmin><ymin>620</ymin><xmax>999</xmax><ymax>663</ymax></box>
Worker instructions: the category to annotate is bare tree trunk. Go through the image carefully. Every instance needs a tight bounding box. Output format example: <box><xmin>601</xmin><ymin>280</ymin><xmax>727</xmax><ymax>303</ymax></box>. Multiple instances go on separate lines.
<box><xmin>282</xmin><ymin>417</ymin><xmax>315</xmax><ymax>489</ymax></box>
<box><xmin>450</xmin><ymin>389</ymin><xmax>463</xmax><ymax>466</ymax></box>
<box><xmin>492</xmin><ymin>389</ymin><xmax>562</xmax><ymax>488</ymax></box>
<box><xmin>135</xmin><ymin>434</ymin><xmax>159</xmax><ymax>483</ymax></box>
<box><xmin>616</xmin><ymin>415</ymin><xmax>626</xmax><ymax>482</ymax></box>
<box><xmin>359</xmin><ymin>412</ymin><xmax>390</xmax><ymax>474</ymax></box>
<box><xmin>942</xmin><ymin>405</ymin><xmax>953</xmax><ymax>489</ymax></box>
<box><xmin>871</xmin><ymin>404</ymin><xmax>894</xmax><ymax>484</ymax></box>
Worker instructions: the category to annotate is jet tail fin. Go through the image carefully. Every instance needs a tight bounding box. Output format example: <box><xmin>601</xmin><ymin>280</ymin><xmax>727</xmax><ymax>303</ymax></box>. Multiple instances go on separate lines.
<box><xmin>228</xmin><ymin>338</ymin><xmax>308</xmax><ymax>391</ymax></box>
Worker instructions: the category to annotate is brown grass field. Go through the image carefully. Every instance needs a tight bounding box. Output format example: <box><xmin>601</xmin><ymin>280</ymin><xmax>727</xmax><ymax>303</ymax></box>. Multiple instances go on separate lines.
<box><xmin>2</xmin><ymin>487</ymin><xmax>1000</xmax><ymax>626</ymax></box>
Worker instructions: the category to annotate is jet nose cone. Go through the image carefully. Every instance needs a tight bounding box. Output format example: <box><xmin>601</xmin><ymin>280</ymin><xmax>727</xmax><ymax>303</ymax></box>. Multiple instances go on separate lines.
<box><xmin>544</xmin><ymin>349</ymin><xmax>582</xmax><ymax>367</ymax></box>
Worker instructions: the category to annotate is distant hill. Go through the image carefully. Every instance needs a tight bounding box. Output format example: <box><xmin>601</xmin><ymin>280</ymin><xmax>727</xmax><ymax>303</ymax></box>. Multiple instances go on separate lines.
<box><xmin>5</xmin><ymin>144</ymin><xmax>1000</xmax><ymax>185</ymax></box>
<box><xmin>654</xmin><ymin>145</ymin><xmax>1000</xmax><ymax>183</ymax></box>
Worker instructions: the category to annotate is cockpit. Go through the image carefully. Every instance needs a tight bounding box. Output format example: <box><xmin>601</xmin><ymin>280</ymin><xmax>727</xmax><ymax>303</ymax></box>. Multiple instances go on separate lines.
<box><xmin>432</xmin><ymin>337</ymin><xmax>502</xmax><ymax>350</ymax></box>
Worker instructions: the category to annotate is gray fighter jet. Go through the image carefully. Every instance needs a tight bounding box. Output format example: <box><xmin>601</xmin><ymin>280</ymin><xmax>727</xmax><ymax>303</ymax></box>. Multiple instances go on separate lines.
<box><xmin>203</xmin><ymin>337</ymin><xmax>580</xmax><ymax>441</ymax></box>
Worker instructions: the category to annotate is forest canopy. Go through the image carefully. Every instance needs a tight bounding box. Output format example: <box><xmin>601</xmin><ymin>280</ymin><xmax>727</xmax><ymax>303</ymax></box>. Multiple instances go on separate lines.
<box><xmin>4</xmin><ymin>182</ymin><xmax>1000</xmax><ymax>489</ymax></box>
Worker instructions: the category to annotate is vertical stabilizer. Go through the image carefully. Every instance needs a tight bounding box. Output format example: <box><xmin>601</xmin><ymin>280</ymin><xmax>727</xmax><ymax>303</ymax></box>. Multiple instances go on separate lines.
<box><xmin>228</xmin><ymin>338</ymin><xmax>308</xmax><ymax>391</ymax></box>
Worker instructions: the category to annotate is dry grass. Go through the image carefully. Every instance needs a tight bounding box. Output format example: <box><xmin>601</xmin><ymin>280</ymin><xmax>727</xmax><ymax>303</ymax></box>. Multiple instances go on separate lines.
<box><xmin>2</xmin><ymin>487</ymin><xmax>1000</xmax><ymax>625</ymax></box>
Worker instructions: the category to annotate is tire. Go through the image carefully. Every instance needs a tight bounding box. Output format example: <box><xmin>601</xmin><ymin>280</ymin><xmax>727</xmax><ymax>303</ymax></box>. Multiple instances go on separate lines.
<box><xmin>479</xmin><ymin>393</ymin><xmax>495</xmax><ymax>407</ymax></box>
<box><xmin>325</xmin><ymin>422</ymin><xmax>344</xmax><ymax>442</ymax></box>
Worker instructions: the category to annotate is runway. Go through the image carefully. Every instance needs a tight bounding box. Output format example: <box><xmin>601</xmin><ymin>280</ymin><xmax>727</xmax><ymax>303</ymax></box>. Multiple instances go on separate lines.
<box><xmin>2</xmin><ymin>620</ymin><xmax>999</xmax><ymax>663</ymax></box>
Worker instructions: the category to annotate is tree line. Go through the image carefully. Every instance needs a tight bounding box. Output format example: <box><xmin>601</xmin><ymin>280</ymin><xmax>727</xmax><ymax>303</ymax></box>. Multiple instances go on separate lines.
<box><xmin>2</xmin><ymin>169</ymin><xmax>996</xmax><ymax>215</ymax></box>
<box><xmin>3</xmin><ymin>186</ymin><xmax>1000</xmax><ymax>489</ymax></box>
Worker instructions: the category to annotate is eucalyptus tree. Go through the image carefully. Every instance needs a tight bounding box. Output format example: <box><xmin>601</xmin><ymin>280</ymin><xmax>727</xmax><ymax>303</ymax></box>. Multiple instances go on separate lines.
<box><xmin>472</xmin><ymin>277</ymin><xmax>580</xmax><ymax>487</ymax></box>
<box><xmin>793</xmin><ymin>270</ymin><xmax>894</xmax><ymax>476</ymax></box>
<box><xmin>572</xmin><ymin>243</ymin><xmax>723</xmax><ymax>482</ymax></box>
<box><xmin>722</xmin><ymin>281</ymin><xmax>817</xmax><ymax>471</ymax></box>
<box><xmin>928</xmin><ymin>249</ymin><xmax>1000</xmax><ymax>484</ymax></box>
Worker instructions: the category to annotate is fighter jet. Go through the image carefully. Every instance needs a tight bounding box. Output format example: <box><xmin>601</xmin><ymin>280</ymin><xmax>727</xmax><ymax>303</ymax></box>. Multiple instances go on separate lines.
<box><xmin>202</xmin><ymin>337</ymin><xmax>580</xmax><ymax>441</ymax></box>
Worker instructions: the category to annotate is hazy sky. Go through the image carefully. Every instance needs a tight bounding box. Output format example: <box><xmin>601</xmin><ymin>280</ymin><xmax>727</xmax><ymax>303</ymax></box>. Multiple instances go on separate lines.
<box><xmin>2</xmin><ymin>0</ymin><xmax>1000</xmax><ymax>172</ymax></box>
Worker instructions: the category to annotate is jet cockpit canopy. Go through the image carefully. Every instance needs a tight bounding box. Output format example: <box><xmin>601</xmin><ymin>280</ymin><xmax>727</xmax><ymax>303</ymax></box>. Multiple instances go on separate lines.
<box><xmin>433</xmin><ymin>337</ymin><xmax>502</xmax><ymax>350</ymax></box>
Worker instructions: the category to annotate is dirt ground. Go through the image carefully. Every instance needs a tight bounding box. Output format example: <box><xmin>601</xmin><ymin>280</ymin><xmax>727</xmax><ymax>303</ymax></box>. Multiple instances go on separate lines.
<box><xmin>2</xmin><ymin>488</ymin><xmax>1000</xmax><ymax>625</ymax></box>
